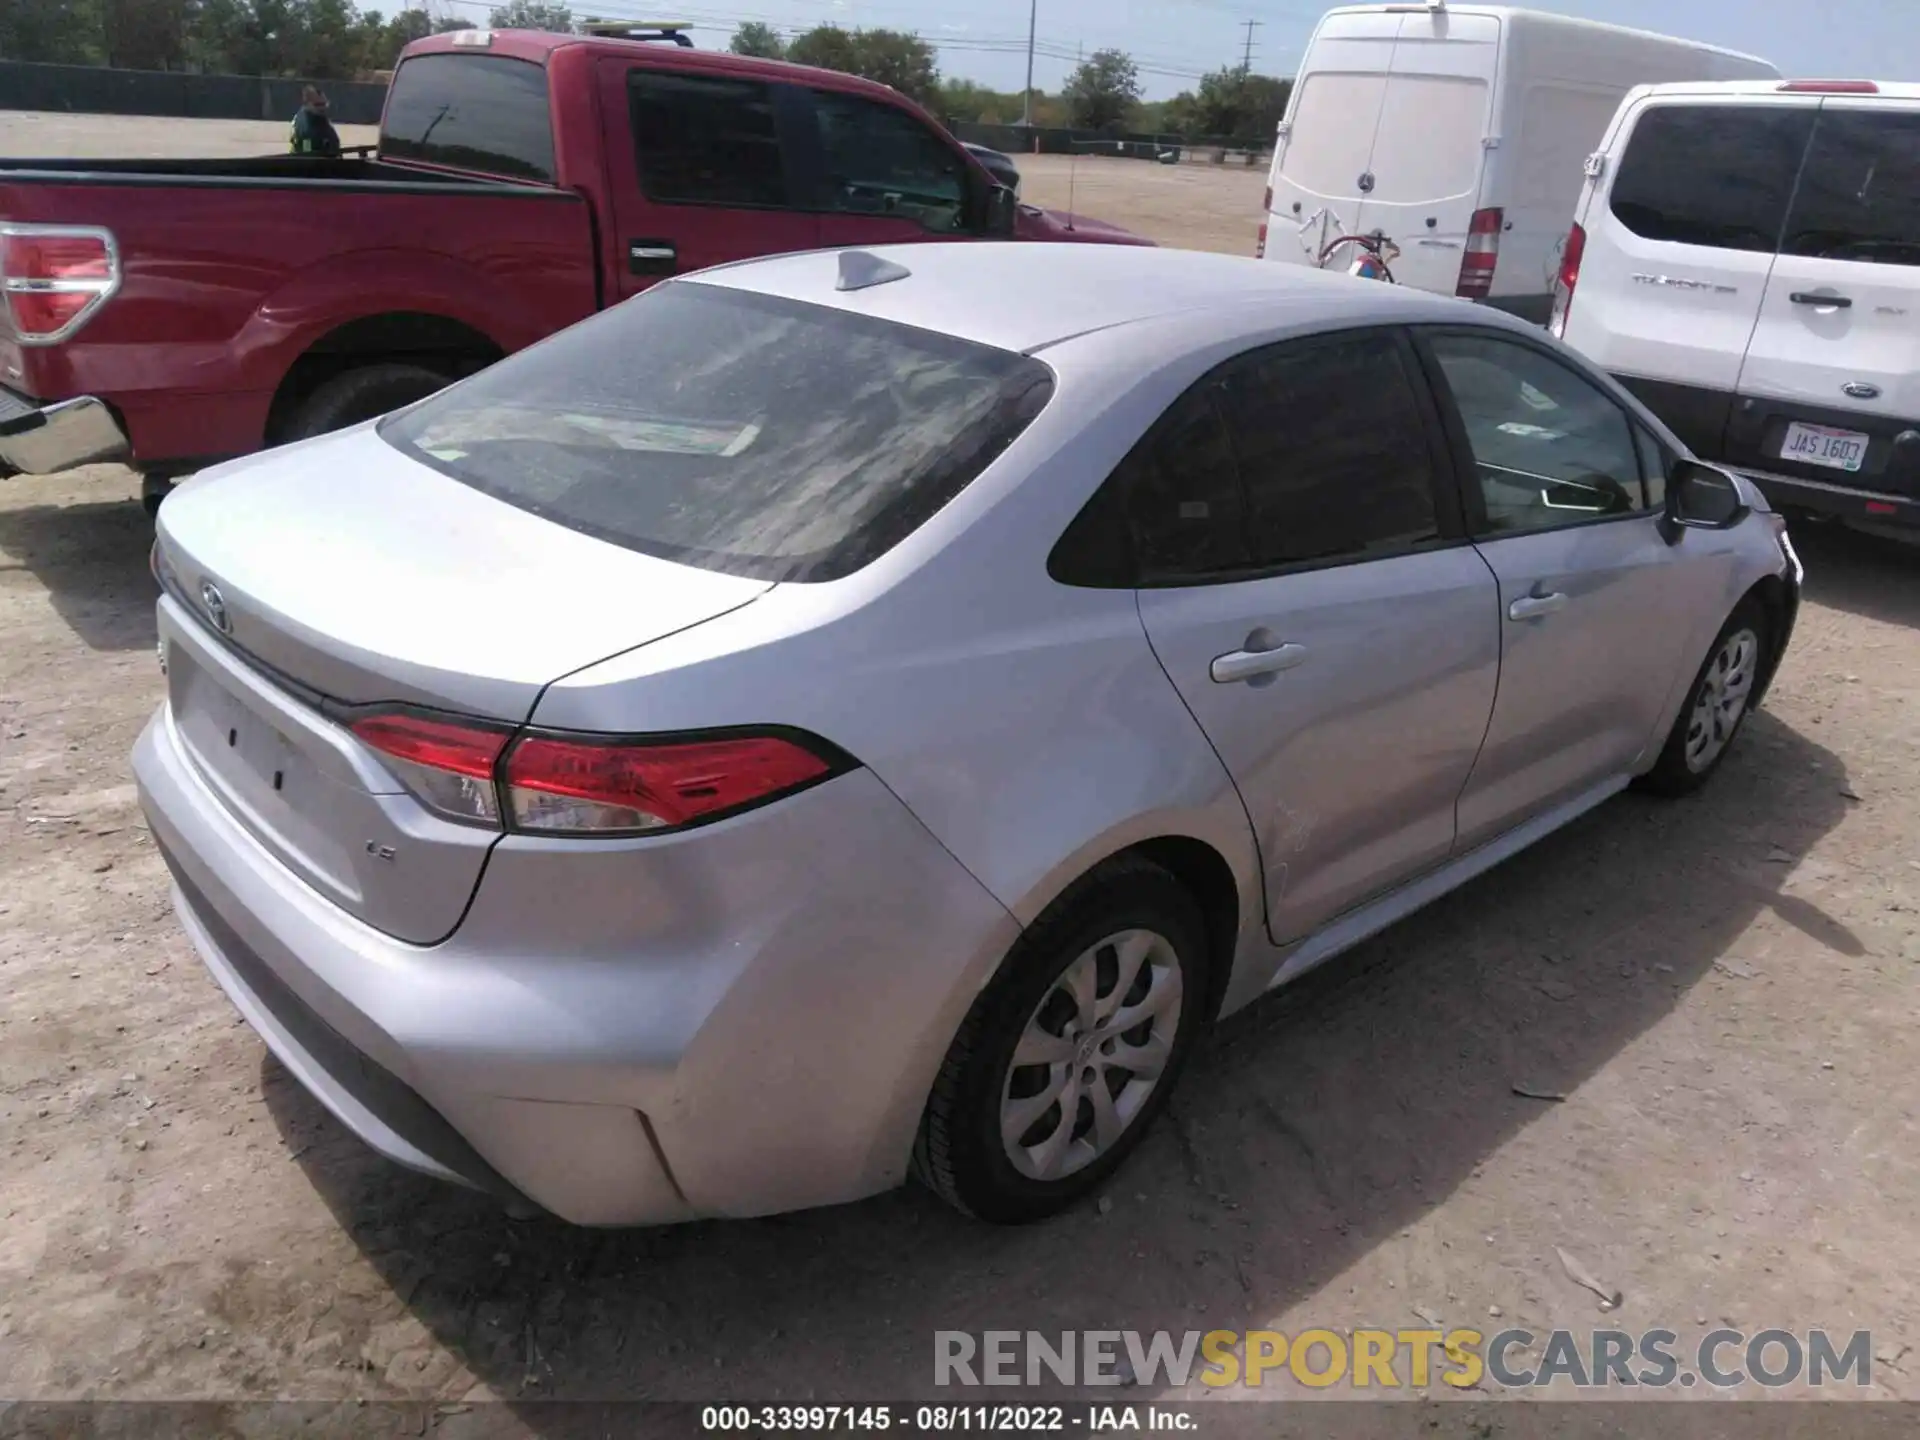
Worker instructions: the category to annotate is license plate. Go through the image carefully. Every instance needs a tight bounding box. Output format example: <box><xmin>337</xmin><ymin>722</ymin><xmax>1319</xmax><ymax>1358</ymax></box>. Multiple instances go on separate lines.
<box><xmin>1781</xmin><ymin>421</ymin><xmax>1869</xmax><ymax>473</ymax></box>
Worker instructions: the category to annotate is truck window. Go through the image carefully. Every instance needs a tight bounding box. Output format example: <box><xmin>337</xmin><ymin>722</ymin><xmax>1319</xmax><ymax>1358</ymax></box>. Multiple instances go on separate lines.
<box><xmin>1781</xmin><ymin>109</ymin><xmax>1920</xmax><ymax>268</ymax></box>
<box><xmin>1608</xmin><ymin>104</ymin><xmax>1814</xmax><ymax>253</ymax></box>
<box><xmin>629</xmin><ymin>71</ymin><xmax>791</xmax><ymax>208</ymax></box>
<box><xmin>808</xmin><ymin>90</ymin><xmax>968</xmax><ymax>233</ymax></box>
<box><xmin>382</xmin><ymin>53</ymin><xmax>556</xmax><ymax>183</ymax></box>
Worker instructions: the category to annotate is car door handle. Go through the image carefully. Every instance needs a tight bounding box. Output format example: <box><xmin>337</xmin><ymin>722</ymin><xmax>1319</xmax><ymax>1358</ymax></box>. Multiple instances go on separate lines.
<box><xmin>1210</xmin><ymin>641</ymin><xmax>1308</xmax><ymax>684</ymax></box>
<box><xmin>1508</xmin><ymin>592</ymin><xmax>1568</xmax><ymax>621</ymax></box>
<box><xmin>1790</xmin><ymin>291</ymin><xmax>1852</xmax><ymax>308</ymax></box>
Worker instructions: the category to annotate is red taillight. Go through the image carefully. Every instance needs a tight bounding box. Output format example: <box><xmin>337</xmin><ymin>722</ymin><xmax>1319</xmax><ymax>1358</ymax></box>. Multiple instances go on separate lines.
<box><xmin>1548</xmin><ymin>221</ymin><xmax>1586</xmax><ymax>340</ymax></box>
<box><xmin>0</xmin><ymin>225</ymin><xmax>119</xmax><ymax>344</ymax></box>
<box><xmin>1257</xmin><ymin>186</ymin><xmax>1272</xmax><ymax>258</ymax></box>
<box><xmin>1455</xmin><ymin>207</ymin><xmax>1503</xmax><ymax>299</ymax></box>
<box><xmin>504</xmin><ymin>732</ymin><xmax>838</xmax><ymax>835</ymax></box>
<box><xmin>1779</xmin><ymin>79</ymin><xmax>1879</xmax><ymax>94</ymax></box>
<box><xmin>351</xmin><ymin>712</ymin><xmax>510</xmax><ymax>825</ymax></box>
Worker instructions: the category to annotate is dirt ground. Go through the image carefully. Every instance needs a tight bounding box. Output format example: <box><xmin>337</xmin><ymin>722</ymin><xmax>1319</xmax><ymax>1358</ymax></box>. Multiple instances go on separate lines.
<box><xmin>3</xmin><ymin>114</ymin><xmax>1920</xmax><ymax>1425</ymax></box>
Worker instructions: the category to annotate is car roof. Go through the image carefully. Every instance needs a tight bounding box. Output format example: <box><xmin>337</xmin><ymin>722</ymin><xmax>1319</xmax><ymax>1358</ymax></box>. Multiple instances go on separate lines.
<box><xmin>1625</xmin><ymin>77</ymin><xmax>1920</xmax><ymax>102</ymax></box>
<box><xmin>684</xmin><ymin>244</ymin><xmax>1492</xmax><ymax>355</ymax></box>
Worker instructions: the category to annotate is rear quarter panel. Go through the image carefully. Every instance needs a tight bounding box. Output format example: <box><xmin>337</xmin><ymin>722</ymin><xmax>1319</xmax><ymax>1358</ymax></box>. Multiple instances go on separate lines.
<box><xmin>0</xmin><ymin>177</ymin><xmax>597</xmax><ymax>463</ymax></box>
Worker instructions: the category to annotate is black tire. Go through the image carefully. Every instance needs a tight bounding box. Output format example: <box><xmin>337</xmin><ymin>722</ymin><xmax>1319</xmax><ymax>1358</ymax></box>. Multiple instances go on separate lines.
<box><xmin>913</xmin><ymin>856</ymin><xmax>1210</xmax><ymax>1223</ymax></box>
<box><xmin>281</xmin><ymin>363</ymin><xmax>450</xmax><ymax>442</ymax></box>
<box><xmin>1638</xmin><ymin>596</ymin><xmax>1771</xmax><ymax>797</ymax></box>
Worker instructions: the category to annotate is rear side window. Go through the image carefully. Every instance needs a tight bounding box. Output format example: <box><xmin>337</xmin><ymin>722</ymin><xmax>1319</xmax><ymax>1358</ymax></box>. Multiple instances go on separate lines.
<box><xmin>382</xmin><ymin>54</ymin><xmax>554</xmax><ymax>182</ymax></box>
<box><xmin>629</xmin><ymin>71</ymin><xmax>790</xmax><ymax>208</ymax></box>
<box><xmin>1782</xmin><ymin>108</ymin><xmax>1920</xmax><ymax>268</ymax></box>
<box><xmin>380</xmin><ymin>283</ymin><xmax>1053</xmax><ymax>583</ymax></box>
<box><xmin>1608</xmin><ymin>104</ymin><xmax>1814</xmax><ymax>252</ymax></box>
<box><xmin>1214</xmin><ymin>331</ymin><xmax>1442</xmax><ymax>569</ymax></box>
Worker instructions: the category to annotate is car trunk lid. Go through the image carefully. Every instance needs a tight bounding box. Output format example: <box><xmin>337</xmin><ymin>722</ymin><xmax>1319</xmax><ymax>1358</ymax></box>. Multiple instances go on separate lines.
<box><xmin>154</xmin><ymin>425</ymin><xmax>770</xmax><ymax>942</ymax></box>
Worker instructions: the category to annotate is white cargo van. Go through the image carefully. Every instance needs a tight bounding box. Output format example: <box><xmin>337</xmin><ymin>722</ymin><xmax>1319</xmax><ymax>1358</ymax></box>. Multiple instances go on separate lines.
<box><xmin>1555</xmin><ymin>79</ymin><xmax>1920</xmax><ymax>537</ymax></box>
<box><xmin>1257</xmin><ymin>3</ymin><xmax>1777</xmax><ymax>318</ymax></box>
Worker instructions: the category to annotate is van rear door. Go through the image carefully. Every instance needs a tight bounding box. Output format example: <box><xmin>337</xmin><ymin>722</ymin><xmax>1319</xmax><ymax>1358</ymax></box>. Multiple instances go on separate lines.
<box><xmin>1354</xmin><ymin>8</ymin><xmax>1499</xmax><ymax>295</ymax></box>
<box><xmin>1265</xmin><ymin>11</ymin><xmax>1398</xmax><ymax>268</ymax></box>
<box><xmin>1729</xmin><ymin>99</ymin><xmax>1920</xmax><ymax>504</ymax></box>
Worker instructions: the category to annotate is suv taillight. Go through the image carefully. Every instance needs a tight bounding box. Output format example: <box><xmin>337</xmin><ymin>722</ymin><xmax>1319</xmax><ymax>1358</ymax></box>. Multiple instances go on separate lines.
<box><xmin>0</xmin><ymin>224</ymin><xmax>120</xmax><ymax>344</ymax></box>
<box><xmin>1455</xmin><ymin>208</ymin><xmax>1503</xmax><ymax>299</ymax></box>
<box><xmin>1548</xmin><ymin>221</ymin><xmax>1586</xmax><ymax>339</ymax></box>
<box><xmin>1257</xmin><ymin>185</ymin><xmax>1272</xmax><ymax>258</ymax></box>
<box><xmin>350</xmin><ymin>709</ymin><xmax>849</xmax><ymax>835</ymax></box>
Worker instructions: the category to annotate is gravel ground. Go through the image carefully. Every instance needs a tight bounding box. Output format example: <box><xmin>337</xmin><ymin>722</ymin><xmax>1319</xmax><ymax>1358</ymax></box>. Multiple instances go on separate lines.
<box><xmin>2</xmin><ymin>114</ymin><xmax>1918</xmax><ymax>1428</ymax></box>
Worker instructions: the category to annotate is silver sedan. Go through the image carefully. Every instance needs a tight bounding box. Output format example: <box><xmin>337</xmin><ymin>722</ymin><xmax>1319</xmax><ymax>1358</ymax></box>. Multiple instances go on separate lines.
<box><xmin>135</xmin><ymin>242</ymin><xmax>1801</xmax><ymax>1226</ymax></box>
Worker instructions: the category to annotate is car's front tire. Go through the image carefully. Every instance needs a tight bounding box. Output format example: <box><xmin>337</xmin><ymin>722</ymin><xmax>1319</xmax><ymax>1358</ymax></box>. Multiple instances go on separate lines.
<box><xmin>1639</xmin><ymin>596</ymin><xmax>1771</xmax><ymax>797</ymax></box>
<box><xmin>913</xmin><ymin>856</ymin><xmax>1210</xmax><ymax>1223</ymax></box>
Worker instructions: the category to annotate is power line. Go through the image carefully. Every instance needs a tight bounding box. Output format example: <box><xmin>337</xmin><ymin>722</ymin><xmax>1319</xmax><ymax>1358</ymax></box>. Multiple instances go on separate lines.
<box><xmin>1239</xmin><ymin>18</ymin><xmax>1258</xmax><ymax>72</ymax></box>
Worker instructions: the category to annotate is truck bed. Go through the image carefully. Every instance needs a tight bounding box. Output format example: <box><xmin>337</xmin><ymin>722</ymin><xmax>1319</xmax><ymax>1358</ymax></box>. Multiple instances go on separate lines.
<box><xmin>0</xmin><ymin>158</ymin><xmax>600</xmax><ymax>470</ymax></box>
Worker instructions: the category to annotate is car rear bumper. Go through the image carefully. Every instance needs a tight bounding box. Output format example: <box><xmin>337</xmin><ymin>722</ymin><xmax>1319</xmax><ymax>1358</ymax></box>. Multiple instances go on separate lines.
<box><xmin>134</xmin><ymin>698</ymin><xmax>1019</xmax><ymax>1226</ymax></box>
<box><xmin>0</xmin><ymin>387</ymin><xmax>129</xmax><ymax>475</ymax></box>
<box><xmin>1736</xmin><ymin>465</ymin><xmax>1920</xmax><ymax>531</ymax></box>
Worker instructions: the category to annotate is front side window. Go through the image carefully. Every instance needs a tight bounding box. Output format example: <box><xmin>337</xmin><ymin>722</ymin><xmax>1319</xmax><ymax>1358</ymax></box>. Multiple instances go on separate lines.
<box><xmin>381</xmin><ymin>283</ymin><xmax>1052</xmax><ymax>582</ymax></box>
<box><xmin>1782</xmin><ymin>108</ymin><xmax>1920</xmax><ymax>268</ymax></box>
<box><xmin>1213</xmin><ymin>330</ymin><xmax>1442</xmax><ymax>569</ymax></box>
<box><xmin>629</xmin><ymin>71</ymin><xmax>790</xmax><ymax>208</ymax></box>
<box><xmin>809</xmin><ymin>91</ymin><xmax>968</xmax><ymax>232</ymax></box>
<box><xmin>382</xmin><ymin>54</ymin><xmax>555</xmax><ymax>182</ymax></box>
<box><xmin>1428</xmin><ymin>331</ymin><xmax>1646</xmax><ymax>534</ymax></box>
<box><xmin>1608</xmin><ymin>103</ymin><xmax>1814</xmax><ymax>253</ymax></box>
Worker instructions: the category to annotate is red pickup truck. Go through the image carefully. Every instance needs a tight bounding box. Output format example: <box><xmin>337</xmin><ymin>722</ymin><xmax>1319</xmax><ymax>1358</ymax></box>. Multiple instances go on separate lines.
<box><xmin>0</xmin><ymin>29</ymin><xmax>1147</xmax><ymax>506</ymax></box>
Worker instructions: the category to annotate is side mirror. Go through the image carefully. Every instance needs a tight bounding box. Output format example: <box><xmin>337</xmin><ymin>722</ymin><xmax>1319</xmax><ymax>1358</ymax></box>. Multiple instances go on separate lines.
<box><xmin>983</xmin><ymin>182</ymin><xmax>1018</xmax><ymax>239</ymax></box>
<box><xmin>1660</xmin><ymin>459</ymin><xmax>1748</xmax><ymax>543</ymax></box>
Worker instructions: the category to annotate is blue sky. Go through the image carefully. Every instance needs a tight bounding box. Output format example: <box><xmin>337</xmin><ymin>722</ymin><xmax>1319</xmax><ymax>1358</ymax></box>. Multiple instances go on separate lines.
<box><xmin>445</xmin><ymin>0</ymin><xmax>1920</xmax><ymax>100</ymax></box>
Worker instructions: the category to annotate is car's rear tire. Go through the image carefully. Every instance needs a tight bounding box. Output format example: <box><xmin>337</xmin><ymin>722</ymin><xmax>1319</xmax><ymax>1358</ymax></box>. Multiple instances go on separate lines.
<box><xmin>282</xmin><ymin>363</ymin><xmax>451</xmax><ymax>443</ymax></box>
<box><xmin>1638</xmin><ymin>597</ymin><xmax>1771</xmax><ymax>797</ymax></box>
<box><xmin>913</xmin><ymin>856</ymin><xmax>1210</xmax><ymax>1223</ymax></box>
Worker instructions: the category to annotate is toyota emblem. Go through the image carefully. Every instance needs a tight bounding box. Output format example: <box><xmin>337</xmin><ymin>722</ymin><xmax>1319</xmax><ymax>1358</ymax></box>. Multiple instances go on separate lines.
<box><xmin>200</xmin><ymin>580</ymin><xmax>232</xmax><ymax>635</ymax></box>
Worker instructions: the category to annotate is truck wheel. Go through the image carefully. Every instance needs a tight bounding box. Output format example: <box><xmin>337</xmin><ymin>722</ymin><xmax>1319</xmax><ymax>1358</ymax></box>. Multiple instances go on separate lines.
<box><xmin>282</xmin><ymin>363</ymin><xmax>451</xmax><ymax>442</ymax></box>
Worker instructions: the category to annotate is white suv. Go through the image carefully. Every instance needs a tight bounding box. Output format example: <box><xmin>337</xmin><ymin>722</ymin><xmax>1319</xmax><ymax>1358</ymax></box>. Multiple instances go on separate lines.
<box><xmin>1553</xmin><ymin>79</ymin><xmax>1920</xmax><ymax>538</ymax></box>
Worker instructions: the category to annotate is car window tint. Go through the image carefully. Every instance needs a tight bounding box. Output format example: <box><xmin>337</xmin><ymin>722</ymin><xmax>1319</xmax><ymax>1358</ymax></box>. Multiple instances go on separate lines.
<box><xmin>1213</xmin><ymin>331</ymin><xmax>1441</xmax><ymax>568</ymax></box>
<box><xmin>1116</xmin><ymin>388</ymin><xmax>1249</xmax><ymax>583</ymax></box>
<box><xmin>1430</xmin><ymin>332</ymin><xmax>1645</xmax><ymax>534</ymax></box>
<box><xmin>1634</xmin><ymin>423</ymin><xmax>1669</xmax><ymax>512</ymax></box>
<box><xmin>1608</xmin><ymin>103</ymin><xmax>1814</xmax><ymax>253</ymax></box>
<box><xmin>381</xmin><ymin>283</ymin><xmax>1052</xmax><ymax>583</ymax></box>
<box><xmin>382</xmin><ymin>54</ymin><xmax>555</xmax><ymax>182</ymax></box>
<box><xmin>810</xmin><ymin>90</ymin><xmax>967</xmax><ymax>232</ymax></box>
<box><xmin>1782</xmin><ymin>108</ymin><xmax>1920</xmax><ymax>268</ymax></box>
<box><xmin>629</xmin><ymin>71</ymin><xmax>789</xmax><ymax>208</ymax></box>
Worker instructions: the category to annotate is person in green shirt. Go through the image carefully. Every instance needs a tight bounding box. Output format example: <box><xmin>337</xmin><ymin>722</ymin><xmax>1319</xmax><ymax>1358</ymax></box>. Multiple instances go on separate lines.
<box><xmin>289</xmin><ymin>86</ymin><xmax>342</xmax><ymax>159</ymax></box>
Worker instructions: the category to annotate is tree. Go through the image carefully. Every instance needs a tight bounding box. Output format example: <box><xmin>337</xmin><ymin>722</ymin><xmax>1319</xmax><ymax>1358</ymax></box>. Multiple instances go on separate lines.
<box><xmin>786</xmin><ymin>26</ymin><xmax>939</xmax><ymax>108</ymax></box>
<box><xmin>1061</xmin><ymin>48</ymin><xmax>1139</xmax><ymax>131</ymax></box>
<box><xmin>488</xmin><ymin>0</ymin><xmax>571</xmax><ymax>32</ymax></box>
<box><xmin>937</xmin><ymin>77</ymin><xmax>1018</xmax><ymax>126</ymax></box>
<box><xmin>1171</xmin><ymin>66</ymin><xmax>1292</xmax><ymax>143</ymax></box>
<box><xmin>728</xmin><ymin>21</ymin><xmax>784</xmax><ymax>59</ymax></box>
<box><xmin>431</xmin><ymin>14</ymin><xmax>474</xmax><ymax>31</ymax></box>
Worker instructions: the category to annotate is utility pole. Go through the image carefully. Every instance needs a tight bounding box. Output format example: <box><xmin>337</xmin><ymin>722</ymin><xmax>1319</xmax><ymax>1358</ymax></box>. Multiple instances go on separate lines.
<box><xmin>1021</xmin><ymin>0</ymin><xmax>1037</xmax><ymax>127</ymax></box>
<box><xmin>1240</xmin><ymin>18</ymin><xmax>1260</xmax><ymax>73</ymax></box>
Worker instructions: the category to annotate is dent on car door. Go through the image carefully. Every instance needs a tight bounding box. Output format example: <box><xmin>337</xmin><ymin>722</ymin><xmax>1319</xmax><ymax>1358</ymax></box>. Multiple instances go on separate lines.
<box><xmin>1419</xmin><ymin>327</ymin><xmax>1699</xmax><ymax>848</ymax></box>
<box><xmin>1122</xmin><ymin>328</ymin><xmax>1501</xmax><ymax>945</ymax></box>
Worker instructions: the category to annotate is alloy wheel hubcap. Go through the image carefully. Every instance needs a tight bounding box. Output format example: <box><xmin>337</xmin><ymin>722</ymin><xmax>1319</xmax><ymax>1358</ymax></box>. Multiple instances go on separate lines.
<box><xmin>999</xmin><ymin>928</ymin><xmax>1184</xmax><ymax>1182</ymax></box>
<box><xmin>1685</xmin><ymin>627</ymin><xmax>1759</xmax><ymax>773</ymax></box>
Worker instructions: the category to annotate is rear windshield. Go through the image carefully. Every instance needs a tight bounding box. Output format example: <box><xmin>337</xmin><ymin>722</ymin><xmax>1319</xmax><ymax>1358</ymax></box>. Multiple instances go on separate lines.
<box><xmin>382</xmin><ymin>53</ymin><xmax>555</xmax><ymax>183</ymax></box>
<box><xmin>1609</xmin><ymin>103</ymin><xmax>1814</xmax><ymax>252</ymax></box>
<box><xmin>1368</xmin><ymin>75</ymin><xmax>1488</xmax><ymax>200</ymax></box>
<box><xmin>1783</xmin><ymin>108</ymin><xmax>1920</xmax><ymax>267</ymax></box>
<box><xmin>380</xmin><ymin>283</ymin><xmax>1055</xmax><ymax>583</ymax></box>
